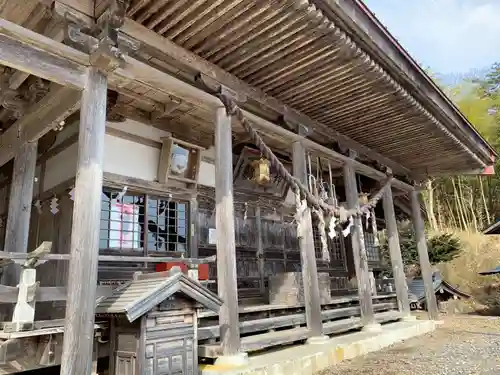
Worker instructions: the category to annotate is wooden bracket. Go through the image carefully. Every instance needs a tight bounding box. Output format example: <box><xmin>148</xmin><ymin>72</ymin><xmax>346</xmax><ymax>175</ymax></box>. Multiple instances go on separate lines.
<box><xmin>0</xmin><ymin>75</ymin><xmax>28</xmax><ymax>119</ymax></box>
<box><xmin>151</xmin><ymin>96</ymin><xmax>182</xmax><ymax>121</ymax></box>
<box><xmin>61</xmin><ymin>1</ymin><xmax>138</xmax><ymax>74</ymax></box>
<box><xmin>196</xmin><ymin>74</ymin><xmax>247</xmax><ymax>103</ymax></box>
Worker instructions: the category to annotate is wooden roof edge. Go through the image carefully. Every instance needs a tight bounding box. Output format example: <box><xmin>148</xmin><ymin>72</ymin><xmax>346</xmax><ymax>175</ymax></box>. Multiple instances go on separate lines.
<box><xmin>482</xmin><ymin>221</ymin><xmax>500</xmax><ymax>235</ymax></box>
<box><xmin>312</xmin><ymin>0</ymin><xmax>496</xmax><ymax>164</ymax></box>
<box><xmin>440</xmin><ymin>280</ymin><xmax>472</xmax><ymax>300</ymax></box>
<box><xmin>102</xmin><ymin>272</ymin><xmax>223</xmax><ymax>323</ymax></box>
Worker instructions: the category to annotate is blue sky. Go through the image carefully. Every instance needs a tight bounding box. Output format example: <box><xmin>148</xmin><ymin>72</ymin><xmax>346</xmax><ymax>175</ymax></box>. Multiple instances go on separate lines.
<box><xmin>363</xmin><ymin>0</ymin><xmax>500</xmax><ymax>75</ymax></box>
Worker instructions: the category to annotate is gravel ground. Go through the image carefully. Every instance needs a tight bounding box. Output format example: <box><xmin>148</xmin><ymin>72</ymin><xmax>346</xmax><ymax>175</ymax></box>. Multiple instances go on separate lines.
<box><xmin>318</xmin><ymin>314</ymin><xmax>500</xmax><ymax>375</ymax></box>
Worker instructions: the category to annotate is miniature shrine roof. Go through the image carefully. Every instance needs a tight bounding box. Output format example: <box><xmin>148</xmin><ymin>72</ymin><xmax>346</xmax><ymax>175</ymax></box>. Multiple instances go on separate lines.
<box><xmin>95</xmin><ymin>271</ymin><xmax>223</xmax><ymax>322</ymax></box>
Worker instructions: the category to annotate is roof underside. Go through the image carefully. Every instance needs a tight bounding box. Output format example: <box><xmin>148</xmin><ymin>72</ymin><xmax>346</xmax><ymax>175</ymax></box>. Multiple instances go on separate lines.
<box><xmin>0</xmin><ymin>0</ymin><xmax>493</xmax><ymax>179</ymax></box>
<box><xmin>125</xmin><ymin>0</ymin><xmax>493</xmax><ymax>175</ymax></box>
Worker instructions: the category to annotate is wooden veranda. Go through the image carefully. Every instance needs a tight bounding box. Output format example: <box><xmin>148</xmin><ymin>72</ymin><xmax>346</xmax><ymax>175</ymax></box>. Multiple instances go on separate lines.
<box><xmin>0</xmin><ymin>0</ymin><xmax>495</xmax><ymax>374</ymax></box>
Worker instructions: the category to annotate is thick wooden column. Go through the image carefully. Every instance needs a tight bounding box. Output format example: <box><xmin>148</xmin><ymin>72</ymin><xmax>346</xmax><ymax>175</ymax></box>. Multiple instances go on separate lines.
<box><xmin>410</xmin><ymin>189</ymin><xmax>439</xmax><ymax>320</ymax></box>
<box><xmin>60</xmin><ymin>67</ymin><xmax>107</xmax><ymax>375</ymax></box>
<box><xmin>292</xmin><ymin>139</ymin><xmax>325</xmax><ymax>340</ymax></box>
<box><xmin>343</xmin><ymin>160</ymin><xmax>379</xmax><ymax>330</ymax></box>
<box><xmin>382</xmin><ymin>186</ymin><xmax>411</xmax><ymax>318</ymax></box>
<box><xmin>214</xmin><ymin>107</ymin><xmax>242</xmax><ymax>360</ymax></box>
<box><xmin>2</xmin><ymin>142</ymin><xmax>37</xmax><ymax>287</ymax></box>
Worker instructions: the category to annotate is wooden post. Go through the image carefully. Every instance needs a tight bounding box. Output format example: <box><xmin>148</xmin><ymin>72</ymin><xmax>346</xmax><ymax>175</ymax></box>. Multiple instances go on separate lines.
<box><xmin>410</xmin><ymin>189</ymin><xmax>439</xmax><ymax>320</ymax></box>
<box><xmin>255</xmin><ymin>206</ymin><xmax>265</xmax><ymax>296</ymax></box>
<box><xmin>214</xmin><ymin>106</ymin><xmax>244</xmax><ymax>363</ymax></box>
<box><xmin>2</xmin><ymin>141</ymin><xmax>38</xmax><ymax>287</ymax></box>
<box><xmin>292</xmin><ymin>135</ymin><xmax>325</xmax><ymax>341</ymax></box>
<box><xmin>343</xmin><ymin>159</ymin><xmax>380</xmax><ymax>331</ymax></box>
<box><xmin>382</xmin><ymin>186</ymin><xmax>411</xmax><ymax>318</ymax></box>
<box><xmin>60</xmin><ymin>67</ymin><xmax>107</xmax><ymax>375</ymax></box>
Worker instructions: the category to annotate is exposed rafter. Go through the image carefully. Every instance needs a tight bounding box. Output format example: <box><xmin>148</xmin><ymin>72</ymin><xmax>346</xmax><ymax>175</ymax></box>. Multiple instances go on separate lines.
<box><xmin>0</xmin><ymin>16</ymin><xmax>413</xmax><ymax>191</ymax></box>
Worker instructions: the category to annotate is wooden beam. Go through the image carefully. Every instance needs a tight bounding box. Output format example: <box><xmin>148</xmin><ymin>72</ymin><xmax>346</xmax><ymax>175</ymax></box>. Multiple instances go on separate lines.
<box><xmin>0</xmin><ymin>18</ymin><xmax>88</xmax><ymax>89</ymax></box>
<box><xmin>60</xmin><ymin>67</ymin><xmax>107</xmax><ymax>375</ymax></box>
<box><xmin>292</xmin><ymin>137</ymin><xmax>325</xmax><ymax>340</ymax></box>
<box><xmin>0</xmin><ymin>285</ymin><xmax>114</xmax><ymax>304</ymax></box>
<box><xmin>1</xmin><ymin>142</ymin><xmax>37</xmax><ymax>287</ymax></box>
<box><xmin>119</xmin><ymin>18</ymin><xmax>411</xmax><ymax>176</ymax></box>
<box><xmin>382</xmin><ymin>186</ymin><xmax>411</xmax><ymax>318</ymax></box>
<box><xmin>242</xmin><ymin>111</ymin><xmax>413</xmax><ymax>192</ymax></box>
<box><xmin>343</xmin><ymin>160</ymin><xmax>379</xmax><ymax>330</ymax></box>
<box><xmin>214</xmin><ymin>107</ymin><xmax>242</xmax><ymax>357</ymax></box>
<box><xmin>410</xmin><ymin>189</ymin><xmax>439</xmax><ymax>320</ymax></box>
<box><xmin>0</xmin><ymin>84</ymin><xmax>81</xmax><ymax>168</ymax></box>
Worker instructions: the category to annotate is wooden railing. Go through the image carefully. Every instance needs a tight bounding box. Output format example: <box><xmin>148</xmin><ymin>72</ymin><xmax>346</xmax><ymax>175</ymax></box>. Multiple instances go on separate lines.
<box><xmin>0</xmin><ymin>241</ymin><xmax>216</xmax><ymax>333</ymax></box>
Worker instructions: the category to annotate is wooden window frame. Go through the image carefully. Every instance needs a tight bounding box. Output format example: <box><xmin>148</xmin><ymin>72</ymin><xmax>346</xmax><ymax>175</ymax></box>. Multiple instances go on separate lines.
<box><xmin>99</xmin><ymin>174</ymin><xmax>195</xmax><ymax>258</ymax></box>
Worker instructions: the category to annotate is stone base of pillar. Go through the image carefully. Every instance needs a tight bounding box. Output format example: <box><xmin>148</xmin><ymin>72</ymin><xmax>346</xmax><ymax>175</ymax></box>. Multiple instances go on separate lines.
<box><xmin>362</xmin><ymin>323</ymin><xmax>383</xmax><ymax>333</ymax></box>
<box><xmin>306</xmin><ymin>335</ymin><xmax>330</xmax><ymax>345</ymax></box>
<box><xmin>401</xmin><ymin>314</ymin><xmax>417</xmax><ymax>322</ymax></box>
<box><xmin>214</xmin><ymin>352</ymin><xmax>249</xmax><ymax>368</ymax></box>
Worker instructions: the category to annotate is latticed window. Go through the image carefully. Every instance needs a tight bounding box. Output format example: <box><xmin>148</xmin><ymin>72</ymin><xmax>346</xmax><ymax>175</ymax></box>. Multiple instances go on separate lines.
<box><xmin>99</xmin><ymin>188</ymin><xmax>188</xmax><ymax>254</ymax></box>
<box><xmin>312</xmin><ymin>221</ymin><xmax>347</xmax><ymax>270</ymax></box>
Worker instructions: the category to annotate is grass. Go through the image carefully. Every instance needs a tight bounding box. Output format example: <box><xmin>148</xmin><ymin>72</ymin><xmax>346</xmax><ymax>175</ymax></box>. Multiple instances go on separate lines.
<box><xmin>434</xmin><ymin>230</ymin><xmax>500</xmax><ymax>314</ymax></box>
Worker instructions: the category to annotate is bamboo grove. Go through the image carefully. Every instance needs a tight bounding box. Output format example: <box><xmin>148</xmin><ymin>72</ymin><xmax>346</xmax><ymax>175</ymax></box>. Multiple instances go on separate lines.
<box><xmin>423</xmin><ymin>63</ymin><xmax>500</xmax><ymax>232</ymax></box>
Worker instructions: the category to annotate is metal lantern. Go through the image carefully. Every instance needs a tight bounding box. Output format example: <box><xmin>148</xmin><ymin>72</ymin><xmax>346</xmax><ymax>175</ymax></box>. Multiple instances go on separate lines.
<box><xmin>251</xmin><ymin>157</ymin><xmax>271</xmax><ymax>185</ymax></box>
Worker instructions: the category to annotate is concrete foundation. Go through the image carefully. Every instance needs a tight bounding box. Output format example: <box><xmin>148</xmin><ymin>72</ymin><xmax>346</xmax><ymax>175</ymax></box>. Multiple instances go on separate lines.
<box><xmin>200</xmin><ymin>319</ymin><xmax>436</xmax><ymax>375</ymax></box>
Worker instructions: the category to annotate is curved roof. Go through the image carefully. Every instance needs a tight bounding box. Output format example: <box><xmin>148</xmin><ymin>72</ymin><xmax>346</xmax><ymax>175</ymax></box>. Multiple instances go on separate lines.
<box><xmin>408</xmin><ymin>272</ymin><xmax>471</xmax><ymax>303</ymax></box>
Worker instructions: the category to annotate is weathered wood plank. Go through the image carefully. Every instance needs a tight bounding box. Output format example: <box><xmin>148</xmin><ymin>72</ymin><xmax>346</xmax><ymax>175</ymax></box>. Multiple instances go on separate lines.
<box><xmin>2</xmin><ymin>142</ymin><xmax>37</xmax><ymax>288</ymax></box>
<box><xmin>60</xmin><ymin>67</ymin><xmax>107</xmax><ymax>375</ymax></box>
<box><xmin>0</xmin><ymin>18</ymin><xmax>87</xmax><ymax>88</ymax></box>
<box><xmin>382</xmin><ymin>186</ymin><xmax>411</xmax><ymax>317</ymax></box>
<box><xmin>198</xmin><ymin>302</ymin><xmax>397</xmax><ymax>340</ymax></box>
<box><xmin>198</xmin><ymin>310</ymin><xmax>402</xmax><ymax>357</ymax></box>
<box><xmin>410</xmin><ymin>189</ymin><xmax>439</xmax><ymax>320</ymax></box>
<box><xmin>0</xmin><ymin>252</ymin><xmax>216</xmax><ymax>265</ymax></box>
<box><xmin>0</xmin><ymin>285</ymin><xmax>114</xmax><ymax>303</ymax></box>
<box><xmin>215</xmin><ymin>106</ymin><xmax>241</xmax><ymax>356</ymax></box>
<box><xmin>292</xmin><ymin>136</ymin><xmax>324</xmax><ymax>338</ymax></box>
<box><xmin>343</xmin><ymin>159</ymin><xmax>377</xmax><ymax>328</ymax></box>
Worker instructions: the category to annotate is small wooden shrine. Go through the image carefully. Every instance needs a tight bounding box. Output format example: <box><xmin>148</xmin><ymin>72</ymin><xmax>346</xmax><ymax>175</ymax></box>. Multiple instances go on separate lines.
<box><xmin>95</xmin><ymin>267</ymin><xmax>222</xmax><ymax>375</ymax></box>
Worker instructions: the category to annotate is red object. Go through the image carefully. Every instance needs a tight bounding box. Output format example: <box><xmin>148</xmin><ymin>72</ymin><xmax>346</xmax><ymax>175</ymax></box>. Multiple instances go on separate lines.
<box><xmin>198</xmin><ymin>264</ymin><xmax>209</xmax><ymax>281</ymax></box>
<box><xmin>156</xmin><ymin>262</ymin><xmax>209</xmax><ymax>281</ymax></box>
<box><xmin>156</xmin><ymin>262</ymin><xmax>188</xmax><ymax>273</ymax></box>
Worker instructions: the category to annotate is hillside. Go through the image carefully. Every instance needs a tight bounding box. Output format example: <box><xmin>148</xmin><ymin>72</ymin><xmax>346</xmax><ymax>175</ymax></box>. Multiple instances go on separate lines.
<box><xmin>436</xmin><ymin>231</ymin><xmax>500</xmax><ymax>313</ymax></box>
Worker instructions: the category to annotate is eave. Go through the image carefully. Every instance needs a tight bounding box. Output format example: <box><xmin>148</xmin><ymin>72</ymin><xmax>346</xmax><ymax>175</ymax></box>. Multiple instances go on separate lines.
<box><xmin>313</xmin><ymin>0</ymin><xmax>497</xmax><ymax>166</ymax></box>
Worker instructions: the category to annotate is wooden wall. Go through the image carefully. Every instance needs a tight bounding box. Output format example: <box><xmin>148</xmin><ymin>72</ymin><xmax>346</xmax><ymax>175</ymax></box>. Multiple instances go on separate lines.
<box><xmin>197</xmin><ymin>186</ymin><xmax>354</xmax><ymax>303</ymax></box>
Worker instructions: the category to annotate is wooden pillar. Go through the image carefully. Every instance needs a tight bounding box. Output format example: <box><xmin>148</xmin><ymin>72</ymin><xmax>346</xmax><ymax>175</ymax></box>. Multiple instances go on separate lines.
<box><xmin>2</xmin><ymin>141</ymin><xmax>38</xmax><ymax>287</ymax></box>
<box><xmin>60</xmin><ymin>67</ymin><xmax>107</xmax><ymax>375</ymax></box>
<box><xmin>410</xmin><ymin>189</ymin><xmax>439</xmax><ymax>320</ymax></box>
<box><xmin>214</xmin><ymin>107</ymin><xmax>242</xmax><ymax>358</ymax></box>
<box><xmin>382</xmin><ymin>186</ymin><xmax>411</xmax><ymax>318</ymax></box>
<box><xmin>292</xmin><ymin>137</ymin><xmax>325</xmax><ymax>340</ymax></box>
<box><xmin>255</xmin><ymin>206</ymin><xmax>265</xmax><ymax>296</ymax></box>
<box><xmin>343</xmin><ymin>160</ymin><xmax>379</xmax><ymax>330</ymax></box>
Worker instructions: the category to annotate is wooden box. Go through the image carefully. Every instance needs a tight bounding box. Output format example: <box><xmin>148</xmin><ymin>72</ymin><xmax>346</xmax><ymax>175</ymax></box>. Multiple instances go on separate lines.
<box><xmin>268</xmin><ymin>272</ymin><xmax>331</xmax><ymax>305</ymax></box>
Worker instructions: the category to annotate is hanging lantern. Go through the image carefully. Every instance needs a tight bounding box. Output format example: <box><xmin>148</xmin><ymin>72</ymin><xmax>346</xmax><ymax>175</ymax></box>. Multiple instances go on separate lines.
<box><xmin>251</xmin><ymin>157</ymin><xmax>271</xmax><ymax>185</ymax></box>
<box><xmin>358</xmin><ymin>193</ymin><xmax>369</xmax><ymax>205</ymax></box>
